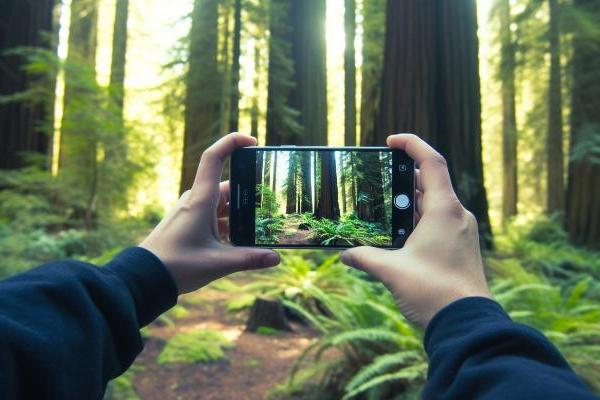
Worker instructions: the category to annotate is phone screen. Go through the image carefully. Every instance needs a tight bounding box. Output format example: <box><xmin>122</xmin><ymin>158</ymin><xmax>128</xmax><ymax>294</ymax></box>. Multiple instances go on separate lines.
<box><xmin>230</xmin><ymin>147</ymin><xmax>414</xmax><ymax>248</ymax></box>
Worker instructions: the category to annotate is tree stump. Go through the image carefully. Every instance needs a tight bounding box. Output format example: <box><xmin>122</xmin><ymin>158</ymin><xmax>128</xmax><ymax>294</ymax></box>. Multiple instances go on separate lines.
<box><xmin>245</xmin><ymin>298</ymin><xmax>292</xmax><ymax>332</ymax></box>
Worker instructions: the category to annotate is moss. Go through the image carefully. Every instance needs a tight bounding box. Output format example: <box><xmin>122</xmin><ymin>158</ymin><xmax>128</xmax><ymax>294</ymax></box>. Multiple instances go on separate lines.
<box><xmin>256</xmin><ymin>326</ymin><xmax>281</xmax><ymax>336</ymax></box>
<box><xmin>226</xmin><ymin>294</ymin><xmax>256</xmax><ymax>312</ymax></box>
<box><xmin>168</xmin><ymin>304</ymin><xmax>190</xmax><ymax>319</ymax></box>
<box><xmin>158</xmin><ymin>330</ymin><xmax>233</xmax><ymax>365</ymax></box>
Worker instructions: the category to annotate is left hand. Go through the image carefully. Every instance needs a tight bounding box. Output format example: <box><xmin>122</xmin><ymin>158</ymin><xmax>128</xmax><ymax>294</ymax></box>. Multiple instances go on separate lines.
<box><xmin>140</xmin><ymin>133</ymin><xmax>280</xmax><ymax>294</ymax></box>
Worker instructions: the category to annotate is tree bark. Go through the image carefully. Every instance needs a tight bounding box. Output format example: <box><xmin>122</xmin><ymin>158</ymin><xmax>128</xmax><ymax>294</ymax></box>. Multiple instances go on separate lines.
<box><xmin>180</xmin><ymin>0</ymin><xmax>220</xmax><ymax>193</ymax></box>
<box><xmin>359</xmin><ymin>0</ymin><xmax>385</xmax><ymax>145</ymax></box>
<box><xmin>109</xmin><ymin>0</ymin><xmax>129</xmax><ymax>119</ymax></box>
<box><xmin>356</xmin><ymin>152</ymin><xmax>384</xmax><ymax>222</ymax></box>
<box><xmin>286</xmin><ymin>152</ymin><xmax>298</xmax><ymax>213</ymax></box>
<box><xmin>344</xmin><ymin>0</ymin><xmax>357</xmax><ymax>146</ymax></box>
<box><xmin>546</xmin><ymin>0</ymin><xmax>565</xmax><ymax>213</ymax></box>
<box><xmin>300</xmin><ymin>152</ymin><xmax>312</xmax><ymax>212</ymax></box>
<box><xmin>229</xmin><ymin>0</ymin><xmax>242</xmax><ymax>132</ymax></box>
<box><xmin>256</xmin><ymin>150</ymin><xmax>264</xmax><ymax>208</ymax></box>
<box><xmin>566</xmin><ymin>0</ymin><xmax>600</xmax><ymax>248</ymax></box>
<box><xmin>315</xmin><ymin>152</ymin><xmax>340</xmax><ymax>220</ymax></box>
<box><xmin>499</xmin><ymin>0</ymin><xmax>518</xmax><ymax>223</ymax></box>
<box><xmin>377</xmin><ymin>0</ymin><xmax>492</xmax><ymax>247</ymax></box>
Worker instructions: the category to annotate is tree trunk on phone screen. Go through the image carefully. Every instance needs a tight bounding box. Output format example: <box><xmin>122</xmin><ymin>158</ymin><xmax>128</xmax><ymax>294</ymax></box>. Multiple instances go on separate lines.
<box><xmin>340</xmin><ymin>154</ymin><xmax>347</xmax><ymax>214</ymax></box>
<box><xmin>256</xmin><ymin>151</ymin><xmax>264</xmax><ymax>207</ymax></box>
<box><xmin>263</xmin><ymin>151</ymin><xmax>272</xmax><ymax>189</ymax></box>
<box><xmin>360</xmin><ymin>0</ymin><xmax>385</xmax><ymax>145</ymax></box>
<box><xmin>344</xmin><ymin>0</ymin><xmax>357</xmax><ymax>146</ymax></box>
<box><xmin>546</xmin><ymin>0</ymin><xmax>564</xmax><ymax>214</ymax></box>
<box><xmin>377</xmin><ymin>0</ymin><xmax>492</xmax><ymax>248</ymax></box>
<box><xmin>356</xmin><ymin>152</ymin><xmax>384</xmax><ymax>222</ymax></box>
<box><xmin>300</xmin><ymin>152</ymin><xmax>313</xmax><ymax>212</ymax></box>
<box><xmin>315</xmin><ymin>152</ymin><xmax>340</xmax><ymax>220</ymax></box>
<box><xmin>272</xmin><ymin>151</ymin><xmax>278</xmax><ymax>196</ymax></box>
<box><xmin>229</xmin><ymin>0</ymin><xmax>242</xmax><ymax>133</ymax></box>
<box><xmin>499</xmin><ymin>0</ymin><xmax>518</xmax><ymax>224</ymax></box>
<box><xmin>0</xmin><ymin>0</ymin><xmax>56</xmax><ymax>169</ymax></box>
<box><xmin>313</xmin><ymin>152</ymin><xmax>318</xmax><ymax>212</ymax></box>
<box><xmin>350</xmin><ymin>153</ymin><xmax>357</xmax><ymax>213</ymax></box>
<box><xmin>286</xmin><ymin>152</ymin><xmax>298</xmax><ymax>213</ymax></box>
<box><xmin>180</xmin><ymin>0</ymin><xmax>220</xmax><ymax>193</ymax></box>
<box><xmin>566</xmin><ymin>0</ymin><xmax>600</xmax><ymax>249</ymax></box>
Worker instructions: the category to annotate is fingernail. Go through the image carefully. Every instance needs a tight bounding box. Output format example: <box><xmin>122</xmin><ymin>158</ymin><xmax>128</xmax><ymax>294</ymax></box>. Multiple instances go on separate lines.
<box><xmin>263</xmin><ymin>253</ymin><xmax>280</xmax><ymax>267</ymax></box>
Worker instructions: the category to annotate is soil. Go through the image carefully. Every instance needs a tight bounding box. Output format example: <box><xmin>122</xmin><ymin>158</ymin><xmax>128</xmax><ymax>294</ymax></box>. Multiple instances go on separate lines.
<box><xmin>133</xmin><ymin>275</ymin><xmax>318</xmax><ymax>400</ymax></box>
<box><xmin>277</xmin><ymin>214</ymin><xmax>318</xmax><ymax>245</ymax></box>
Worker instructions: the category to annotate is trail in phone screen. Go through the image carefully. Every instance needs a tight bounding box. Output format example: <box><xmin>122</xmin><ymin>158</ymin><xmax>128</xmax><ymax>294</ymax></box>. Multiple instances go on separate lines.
<box><xmin>277</xmin><ymin>214</ymin><xmax>316</xmax><ymax>245</ymax></box>
<box><xmin>131</xmin><ymin>273</ymin><xmax>318</xmax><ymax>400</ymax></box>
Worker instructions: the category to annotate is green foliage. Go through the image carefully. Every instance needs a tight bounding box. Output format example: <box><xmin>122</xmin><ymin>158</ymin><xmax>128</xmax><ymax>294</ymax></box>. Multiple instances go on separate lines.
<box><xmin>303</xmin><ymin>213</ymin><xmax>390</xmax><ymax>247</ymax></box>
<box><xmin>256</xmin><ymin>326</ymin><xmax>282</xmax><ymax>336</ymax></box>
<box><xmin>105</xmin><ymin>366</ymin><xmax>143</xmax><ymax>400</ymax></box>
<box><xmin>157</xmin><ymin>330</ymin><xmax>233</xmax><ymax>365</ymax></box>
<box><xmin>255</xmin><ymin>184</ymin><xmax>284</xmax><ymax>244</ymax></box>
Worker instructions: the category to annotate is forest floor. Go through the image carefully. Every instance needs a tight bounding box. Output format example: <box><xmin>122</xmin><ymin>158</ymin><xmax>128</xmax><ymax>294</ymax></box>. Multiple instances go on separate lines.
<box><xmin>132</xmin><ymin>273</ymin><xmax>317</xmax><ymax>400</ymax></box>
<box><xmin>277</xmin><ymin>214</ymin><xmax>315</xmax><ymax>245</ymax></box>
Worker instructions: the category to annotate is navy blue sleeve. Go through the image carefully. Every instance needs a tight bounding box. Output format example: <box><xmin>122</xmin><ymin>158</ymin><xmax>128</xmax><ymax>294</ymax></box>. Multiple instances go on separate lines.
<box><xmin>0</xmin><ymin>247</ymin><xmax>178</xmax><ymax>400</ymax></box>
<box><xmin>423</xmin><ymin>297</ymin><xmax>598</xmax><ymax>400</ymax></box>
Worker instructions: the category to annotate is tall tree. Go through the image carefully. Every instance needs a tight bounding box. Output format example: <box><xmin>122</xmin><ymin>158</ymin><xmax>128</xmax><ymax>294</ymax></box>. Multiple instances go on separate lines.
<box><xmin>256</xmin><ymin>150</ymin><xmax>264</xmax><ymax>207</ymax></box>
<box><xmin>265</xmin><ymin>0</ymin><xmax>300</xmax><ymax>144</ymax></box>
<box><xmin>315</xmin><ymin>152</ymin><xmax>340</xmax><ymax>220</ymax></box>
<box><xmin>0</xmin><ymin>0</ymin><xmax>57</xmax><ymax>169</ymax></box>
<box><xmin>359</xmin><ymin>0</ymin><xmax>385</xmax><ymax>145</ymax></box>
<box><xmin>300</xmin><ymin>152</ymin><xmax>312</xmax><ymax>212</ymax></box>
<box><xmin>250</xmin><ymin>45</ymin><xmax>261</xmax><ymax>138</ymax></box>
<box><xmin>566</xmin><ymin>0</ymin><xmax>600</xmax><ymax>248</ymax></box>
<box><xmin>499</xmin><ymin>0</ymin><xmax>518</xmax><ymax>223</ymax></box>
<box><xmin>356</xmin><ymin>152</ymin><xmax>384</xmax><ymax>222</ymax></box>
<box><xmin>344</xmin><ymin>0</ymin><xmax>357</xmax><ymax>146</ymax></box>
<box><xmin>546</xmin><ymin>0</ymin><xmax>564</xmax><ymax>213</ymax></box>
<box><xmin>180</xmin><ymin>0</ymin><xmax>220</xmax><ymax>193</ymax></box>
<box><xmin>229</xmin><ymin>0</ymin><xmax>242</xmax><ymax>132</ymax></box>
<box><xmin>376</xmin><ymin>0</ymin><xmax>492</xmax><ymax>247</ymax></box>
<box><xmin>109</xmin><ymin>0</ymin><xmax>129</xmax><ymax>120</ymax></box>
<box><xmin>218</xmin><ymin>3</ymin><xmax>232</xmax><ymax>136</ymax></box>
<box><xmin>286</xmin><ymin>152</ymin><xmax>299</xmax><ymax>213</ymax></box>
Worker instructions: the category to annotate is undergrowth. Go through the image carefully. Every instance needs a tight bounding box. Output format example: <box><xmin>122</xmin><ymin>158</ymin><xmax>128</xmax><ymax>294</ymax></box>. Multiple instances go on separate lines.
<box><xmin>157</xmin><ymin>330</ymin><xmax>233</xmax><ymax>365</ymax></box>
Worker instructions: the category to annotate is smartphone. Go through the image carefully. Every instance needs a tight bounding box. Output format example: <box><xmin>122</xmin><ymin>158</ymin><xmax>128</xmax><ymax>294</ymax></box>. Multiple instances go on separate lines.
<box><xmin>230</xmin><ymin>146</ymin><xmax>414</xmax><ymax>249</ymax></box>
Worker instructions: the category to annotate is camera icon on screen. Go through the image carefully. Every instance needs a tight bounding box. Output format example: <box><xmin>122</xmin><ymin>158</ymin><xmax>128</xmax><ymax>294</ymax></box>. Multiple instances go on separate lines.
<box><xmin>398</xmin><ymin>164</ymin><xmax>408</xmax><ymax>172</ymax></box>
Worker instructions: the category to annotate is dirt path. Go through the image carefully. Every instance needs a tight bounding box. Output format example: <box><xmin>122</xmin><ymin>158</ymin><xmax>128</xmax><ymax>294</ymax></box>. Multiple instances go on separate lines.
<box><xmin>277</xmin><ymin>214</ymin><xmax>317</xmax><ymax>245</ymax></box>
<box><xmin>132</xmin><ymin>275</ymin><xmax>317</xmax><ymax>400</ymax></box>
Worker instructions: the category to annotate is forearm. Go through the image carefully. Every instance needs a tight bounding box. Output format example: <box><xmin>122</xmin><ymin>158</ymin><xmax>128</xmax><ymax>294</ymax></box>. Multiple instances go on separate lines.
<box><xmin>0</xmin><ymin>247</ymin><xmax>177</xmax><ymax>399</ymax></box>
<box><xmin>423</xmin><ymin>297</ymin><xmax>597</xmax><ymax>400</ymax></box>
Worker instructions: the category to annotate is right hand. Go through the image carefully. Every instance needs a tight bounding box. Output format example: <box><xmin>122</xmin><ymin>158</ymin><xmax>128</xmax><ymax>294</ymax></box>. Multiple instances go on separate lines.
<box><xmin>340</xmin><ymin>134</ymin><xmax>491</xmax><ymax>328</ymax></box>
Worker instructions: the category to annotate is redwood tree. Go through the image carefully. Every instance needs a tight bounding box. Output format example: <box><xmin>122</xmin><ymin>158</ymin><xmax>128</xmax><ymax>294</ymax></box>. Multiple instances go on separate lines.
<box><xmin>180</xmin><ymin>0</ymin><xmax>220</xmax><ymax>193</ymax></box>
<box><xmin>315</xmin><ymin>152</ymin><xmax>340</xmax><ymax>220</ymax></box>
<box><xmin>566</xmin><ymin>0</ymin><xmax>600</xmax><ymax>248</ymax></box>
<box><xmin>0</xmin><ymin>0</ymin><xmax>57</xmax><ymax>169</ymax></box>
<box><xmin>376</xmin><ymin>0</ymin><xmax>492</xmax><ymax>246</ymax></box>
<box><xmin>344</xmin><ymin>0</ymin><xmax>357</xmax><ymax>146</ymax></box>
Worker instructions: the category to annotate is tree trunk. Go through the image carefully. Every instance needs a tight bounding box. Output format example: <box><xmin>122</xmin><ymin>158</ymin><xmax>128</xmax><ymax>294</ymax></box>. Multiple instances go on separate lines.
<box><xmin>229</xmin><ymin>0</ymin><xmax>242</xmax><ymax>132</ymax></box>
<box><xmin>359</xmin><ymin>0</ymin><xmax>385</xmax><ymax>145</ymax></box>
<box><xmin>300</xmin><ymin>152</ymin><xmax>313</xmax><ymax>212</ymax></box>
<box><xmin>218</xmin><ymin>4</ymin><xmax>231</xmax><ymax>136</ymax></box>
<box><xmin>377</xmin><ymin>0</ymin><xmax>492</xmax><ymax>247</ymax></box>
<box><xmin>246</xmin><ymin>298</ymin><xmax>291</xmax><ymax>332</ymax></box>
<box><xmin>315</xmin><ymin>152</ymin><xmax>340</xmax><ymax>220</ymax></box>
<box><xmin>286</xmin><ymin>152</ymin><xmax>298</xmax><ymax>213</ymax></box>
<box><xmin>180</xmin><ymin>0</ymin><xmax>220</xmax><ymax>193</ymax></box>
<box><xmin>499</xmin><ymin>0</ymin><xmax>518</xmax><ymax>224</ymax></box>
<box><xmin>546</xmin><ymin>0</ymin><xmax>564</xmax><ymax>213</ymax></box>
<box><xmin>272</xmin><ymin>151</ymin><xmax>278</xmax><ymax>196</ymax></box>
<box><xmin>356</xmin><ymin>152</ymin><xmax>384</xmax><ymax>222</ymax></box>
<box><xmin>340</xmin><ymin>154</ymin><xmax>347</xmax><ymax>214</ymax></box>
<box><xmin>344</xmin><ymin>0</ymin><xmax>357</xmax><ymax>146</ymax></box>
<box><xmin>265</xmin><ymin>0</ymin><xmax>299</xmax><ymax>145</ymax></box>
<box><xmin>0</xmin><ymin>0</ymin><xmax>56</xmax><ymax>169</ymax></box>
<box><xmin>109</xmin><ymin>0</ymin><xmax>129</xmax><ymax>119</ymax></box>
<box><xmin>250</xmin><ymin>45</ymin><xmax>261</xmax><ymax>138</ymax></box>
<box><xmin>566</xmin><ymin>0</ymin><xmax>600</xmax><ymax>248</ymax></box>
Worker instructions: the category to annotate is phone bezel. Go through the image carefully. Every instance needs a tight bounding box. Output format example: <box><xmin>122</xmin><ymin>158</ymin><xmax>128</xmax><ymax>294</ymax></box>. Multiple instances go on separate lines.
<box><xmin>230</xmin><ymin>146</ymin><xmax>415</xmax><ymax>249</ymax></box>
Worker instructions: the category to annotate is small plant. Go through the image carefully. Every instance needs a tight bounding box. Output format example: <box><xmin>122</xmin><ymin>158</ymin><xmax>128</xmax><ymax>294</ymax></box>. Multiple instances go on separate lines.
<box><xmin>305</xmin><ymin>214</ymin><xmax>390</xmax><ymax>247</ymax></box>
<box><xmin>256</xmin><ymin>326</ymin><xmax>282</xmax><ymax>336</ymax></box>
<box><xmin>157</xmin><ymin>330</ymin><xmax>233</xmax><ymax>365</ymax></box>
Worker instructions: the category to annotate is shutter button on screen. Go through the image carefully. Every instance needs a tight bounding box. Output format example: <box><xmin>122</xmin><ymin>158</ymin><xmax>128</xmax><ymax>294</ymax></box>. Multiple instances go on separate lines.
<box><xmin>394</xmin><ymin>194</ymin><xmax>410</xmax><ymax>210</ymax></box>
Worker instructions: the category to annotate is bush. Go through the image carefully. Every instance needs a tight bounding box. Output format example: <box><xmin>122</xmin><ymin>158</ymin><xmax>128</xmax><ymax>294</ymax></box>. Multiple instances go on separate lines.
<box><xmin>304</xmin><ymin>214</ymin><xmax>390</xmax><ymax>247</ymax></box>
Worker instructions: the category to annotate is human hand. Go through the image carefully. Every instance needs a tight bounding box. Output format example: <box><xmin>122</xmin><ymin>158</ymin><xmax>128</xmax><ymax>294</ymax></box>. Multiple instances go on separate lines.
<box><xmin>340</xmin><ymin>134</ymin><xmax>490</xmax><ymax>328</ymax></box>
<box><xmin>140</xmin><ymin>133</ymin><xmax>280</xmax><ymax>294</ymax></box>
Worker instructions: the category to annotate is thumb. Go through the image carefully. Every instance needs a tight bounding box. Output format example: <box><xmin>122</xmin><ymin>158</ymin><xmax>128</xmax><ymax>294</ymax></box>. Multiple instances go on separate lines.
<box><xmin>216</xmin><ymin>247</ymin><xmax>281</xmax><ymax>273</ymax></box>
<box><xmin>341</xmin><ymin>246</ymin><xmax>396</xmax><ymax>282</ymax></box>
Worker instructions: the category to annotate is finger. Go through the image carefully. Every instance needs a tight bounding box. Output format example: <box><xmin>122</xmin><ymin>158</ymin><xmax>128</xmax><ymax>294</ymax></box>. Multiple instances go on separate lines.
<box><xmin>340</xmin><ymin>246</ymin><xmax>399</xmax><ymax>284</ymax></box>
<box><xmin>218</xmin><ymin>217</ymin><xmax>229</xmax><ymax>237</ymax></box>
<box><xmin>218</xmin><ymin>202</ymin><xmax>230</xmax><ymax>219</ymax></box>
<box><xmin>217</xmin><ymin>181</ymin><xmax>230</xmax><ymax>217</ymax></box>
<box><xmin>215</xmin><ymin>247</ymin><xmax>280</xmax><ymax>272</ymax></box>
<box><xmin>387</xmin><ymin>134</ymin><xmax>454</xmax><ymax>196</ymax></box>
<box><xmin>191</xmin><ymin>133</ymin><xmax>257</xmax><ymax>201</ymax></box>
<box><xmin>219</xmin><ymin>181</ymin><xmax>230</xmax><ymax>204</ymax></box>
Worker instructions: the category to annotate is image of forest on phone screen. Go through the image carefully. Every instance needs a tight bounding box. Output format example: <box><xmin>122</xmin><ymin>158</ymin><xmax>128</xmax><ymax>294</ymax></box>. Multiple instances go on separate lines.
<box><xmin>255</xmin><ymin>150</ymin><xmax>392</xmax><ymax>246</ymax></box>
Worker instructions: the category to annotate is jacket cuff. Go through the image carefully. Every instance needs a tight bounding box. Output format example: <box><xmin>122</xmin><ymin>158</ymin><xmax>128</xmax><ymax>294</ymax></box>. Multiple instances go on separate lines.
<box><xmin>104</xmin><ymin>247</ymin><xmax>178</xmax><ymax>327</ymax></box>
<box><xmin>424</xmin><ymin>296</ymin><xmax>511</xmax><ymax>355</ymax></box>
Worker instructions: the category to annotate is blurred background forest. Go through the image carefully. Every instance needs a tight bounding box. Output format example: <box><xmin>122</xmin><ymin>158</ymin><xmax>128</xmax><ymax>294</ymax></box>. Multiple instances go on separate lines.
<box><xmin>1</xmin><ymin>0</ymin><xmax>600</xmax><ymax>399</ymax></box>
